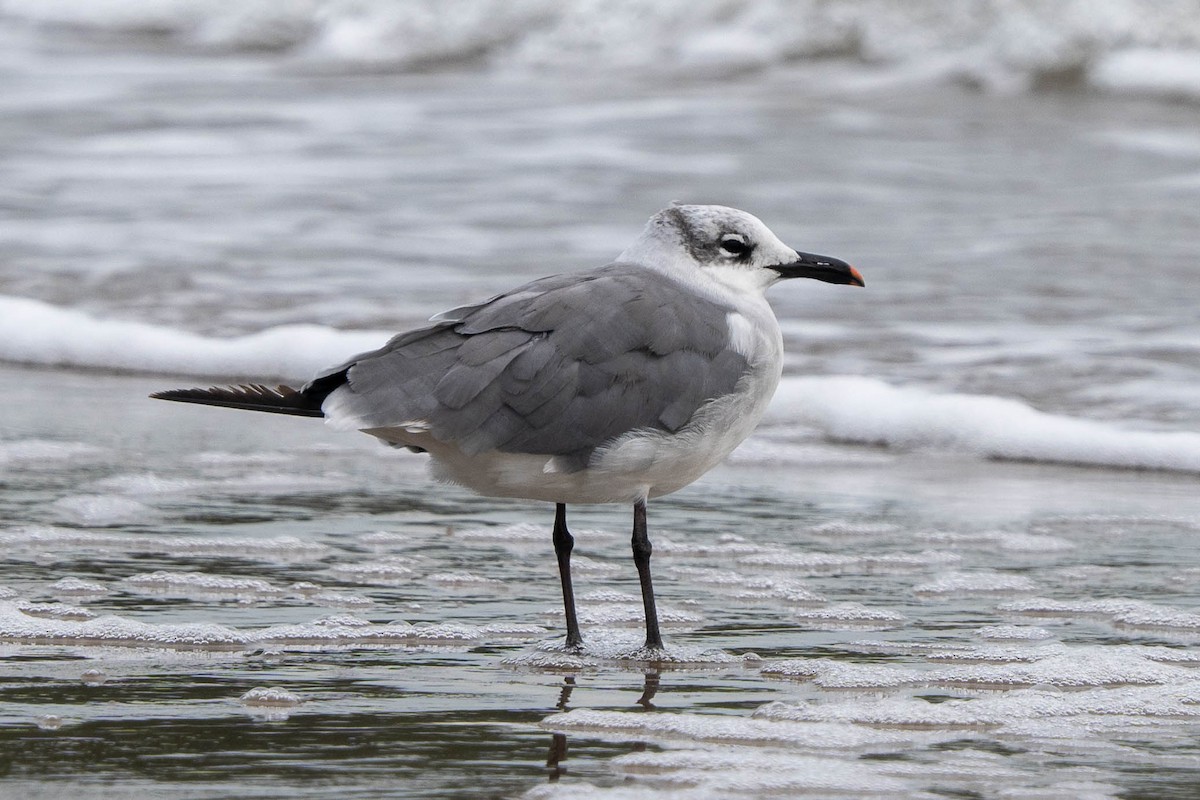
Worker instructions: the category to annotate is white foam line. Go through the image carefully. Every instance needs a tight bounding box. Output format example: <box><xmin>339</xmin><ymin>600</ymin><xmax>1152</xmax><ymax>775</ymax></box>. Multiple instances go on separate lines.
<box><xmin>1091</xmin><ymin>49</ymin><xmax>1200</xmax><ymax>102</ymax></box>
<box><xmin>768</xmin><ymin>375</ymin><xmax>1200</xmax><ymax>474</ymax></box>
<box><xmin>0</xmin><ymin>294</ymin><xmax>390</xmax><ymax>379</ymax></box>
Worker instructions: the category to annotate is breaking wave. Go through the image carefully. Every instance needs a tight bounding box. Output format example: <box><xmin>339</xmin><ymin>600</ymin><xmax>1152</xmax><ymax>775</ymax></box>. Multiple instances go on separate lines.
<box><xmin>4</xmin><ymin>0</ymin><xmax>1200</xmax><ymax>99</ymax></box>
<box><xmin>768</xmin><ymin>375</ymin><xmax>1200</xmax><ymax>474</ymax></box>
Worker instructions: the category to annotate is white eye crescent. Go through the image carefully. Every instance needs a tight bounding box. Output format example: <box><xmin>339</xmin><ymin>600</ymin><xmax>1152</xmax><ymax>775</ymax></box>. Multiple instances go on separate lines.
<box><xmin>720</xmin><ymin>234</ymin><xmax>750</xmax><ymax>257</ymax></box>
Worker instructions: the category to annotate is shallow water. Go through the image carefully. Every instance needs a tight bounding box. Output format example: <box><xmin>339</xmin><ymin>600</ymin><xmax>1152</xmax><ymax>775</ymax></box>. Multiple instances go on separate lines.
<box><xmin>6</xmin><ymin>366</ymin><xmax>1200</xmax><ymax>799</ymax></box>
<box><xmin>3</xmin><ymin>13</ymin><xmax>1200</xmax><ymax>800</ymax></box>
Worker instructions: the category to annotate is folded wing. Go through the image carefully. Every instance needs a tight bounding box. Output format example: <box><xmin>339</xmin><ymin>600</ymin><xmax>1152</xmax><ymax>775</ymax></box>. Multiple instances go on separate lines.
<box><xmin>314</xmin><ymin>264</ymin><xmax>751</xmax><ymax>470</ymax></box>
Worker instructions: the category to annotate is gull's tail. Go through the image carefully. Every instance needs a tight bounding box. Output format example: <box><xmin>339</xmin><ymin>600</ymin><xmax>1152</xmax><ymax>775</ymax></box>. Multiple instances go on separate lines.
<box><xmin>150</xmin><ymin>384</ymin><xmax>326</xmax><ymax>417</ymax></box>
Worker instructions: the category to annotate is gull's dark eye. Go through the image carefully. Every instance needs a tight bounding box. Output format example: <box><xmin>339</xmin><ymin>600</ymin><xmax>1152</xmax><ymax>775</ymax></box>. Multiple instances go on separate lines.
<box><xmin>719</xmin><ymin>234</ymin><xmax>750</xmax><ymax>258</ymax></box>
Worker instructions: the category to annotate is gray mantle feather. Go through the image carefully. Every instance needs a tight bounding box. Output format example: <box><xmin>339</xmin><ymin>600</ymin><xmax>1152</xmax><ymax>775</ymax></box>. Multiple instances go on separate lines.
<box><xmin>307</xmin><ymin>263</ymin><xmax>751</xmax><ymax>469</ymax></box>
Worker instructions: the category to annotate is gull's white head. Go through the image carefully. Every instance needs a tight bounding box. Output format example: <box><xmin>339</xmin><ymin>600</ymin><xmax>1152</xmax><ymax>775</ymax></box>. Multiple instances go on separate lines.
<box><xmin>619</xmin><ymin>204</ymin><xmax>863</xmax><ymax>293</ymax></box>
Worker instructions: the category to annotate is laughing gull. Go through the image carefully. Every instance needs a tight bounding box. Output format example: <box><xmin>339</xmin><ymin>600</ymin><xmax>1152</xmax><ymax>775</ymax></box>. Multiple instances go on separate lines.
<box><xmin>152</xmin><ymin>204</ymin><xmax>863</xmax><ymax>653</ymax></box>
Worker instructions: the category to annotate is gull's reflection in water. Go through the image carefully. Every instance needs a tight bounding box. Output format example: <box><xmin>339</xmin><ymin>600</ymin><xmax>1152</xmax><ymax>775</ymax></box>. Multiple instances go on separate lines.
<box><xmin>546</xmin><ymin>733</ymin><xmax>569</xmax><ymax>783</ymax></box>
<box><xmin>556</xmin><ymin>676</ymin><xmax>576</xmax><ymax>711</ymax></box>
<box><xmin>546</xmin><ymin>676</ymin><xmax>575</xmax><ymax>782</ymax></box>
<box><xmin>545</xmin><ymin>671</ymin><xmax>662</xmax><ymax>783</ymax></box>
<box><xmin>637</xmin><ymin>672</ymin><xmax>660</xmax><ymax>710</ymax></box>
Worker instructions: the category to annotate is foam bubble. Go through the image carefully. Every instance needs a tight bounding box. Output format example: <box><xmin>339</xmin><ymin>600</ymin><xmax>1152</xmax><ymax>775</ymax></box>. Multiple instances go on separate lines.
<box><xmin>17</xmin><ymin>602</ymin><xmax>96</xmax><ymax>621</ymax></box>
<box><xmin>976</xmin><ymin>625</ymin><xmax>1055</xmax><ymax>641</ymax></box>
<box><xmin>426</xmin><ymin>572</ymin><xmax>501</xmax><ymax>587</ymax></box>
<box><xmin>547</xmin><ymin>604</ymin><xmax>702</xmax><ymax>628</ymax></box>
<box><xmin>763</xmin><ymin>644</ymin><xmax>1193</xmax><ymax>691</ymax></box>
<box><xmin>258</xmin><ymin>617</ymin><xmax>414</xmax><ymax>645</ymax></box>
<box><xmin>239</xmin><ymin>686</ymin><xmax>303</xmax><ymax>708</ymax></box>
<box><xmin>452</xmin><ymin>522</ymin><xmax>547</xmax><ymax>543</ymax></box>
<box><xmin>307</xmin><ymin>591</ymin><xmax>374</xmax><ymax>610</ymax></box>
<box><xmin>312</xmin><ymin>614</ymin><xmax>372</xmax><ymax>628</ymax></box>
<box><xmin>914</xmin><ymin>531</ymin><xmax>1075</xmax><ymax>553</ymax></box>
<box><xmin>0</xmin><ymin>601</ymin><xmax>250</xmax><ymax>649</ymax></box>
<box><xmin>762</xmin><ymin>658</ymin><xmax>933</xmax><ymax>690</ymax></box>
<box><xmin>0</xmin><ymin>527</ymin><xmax>328</xmax><ymax>562</ymax></box>
<box><xmin>327</xmin><ymin>560</ymin><xmax>416</xmax><ymax>586</ymax></box>
<box><xmin>934</xmin><ymin>648</ymin><xmax>1190</xmax><ymax>689</ymax></box>
<box><xmin>810</xmin><ymin>521</ymin><xmax>904</xmax><ymax>538</ymax></box>
<box><xmin>656</xmin><ymin>536</ymin><xmax>770</xmax><ymax>557</ymax></box>
<box><xmin>1000</xmin><ymin>598</ymin><xmax>1200</xmax><ymax>632</ymax></box>
<box><xmin>163</xmin><ymin>535</ymin><xmax>329</xmax><ymax>560</ymax></box>
<box><xmin>740</xmin><ymin>549</ymin><xmax>960</xmax><ymax>575</ymax></box>
<box><xmin>80</xmin><ymin>668</ymin><xmax>108</xmax><ymax>686</ymax></box>
<box><xmin>577</xmin><ymin>590</ymin><xmax>641</xmax><ymax>603</ymax></box>
<box><xmin>124</xmin><ymin>571</ymin><xmax>287</xmax><ymax>600</ymax></box>
<box><xmin>1132</xmin><ymin>646</ymin><xmax>1200</xmax><ymax>665</ymax></box>
<box><xmin>757</xmin><ymin>678</ymin><xmax>1200</xmax><ymax>730</ymax></box>
<box><xmin>569</xmin><ymin>556</ymin><xmax>621</xmax><ymax>574</ymax></box>
<box><xmin>793</xmin><ymin>602</ymin><xmax>906</xmax><ymax>630</ymax></box>
<box><xmin>730</xmin><ymin>579</ymin><xmax>827</xmax><ymax>605</ymax></box>
<box><xmin>454</xmin><ymin>522</ymin><xmax>622</xmax><ymax>546</ymax></box>
<box><xmin>926</xmin><ymin>644</ymin><xmax>1062</xmax><ymax>663</ymax></box>
<box><xmin>914</xmin><ymin>571</ymin><xmax>1038</xmax><ymax>597</ymax></box>
<box><xmin>479</xmin><ymin>622</ymin><xmax>549</xmax><ymax>639</ymax></box>
<box><xmin>257</xmin><ymin>616</ymin><xmax>544</xmax><ymax>647</ymax></box>
<box><xmin>0</xmin><ymin>526</ymin><xmax>138</xmax><ymax>553</ymax></box>
<box><xmin>663</xmin><ymin>567</ymin><xmax>825</xmax><ymax>604</ymax></box>
<box><xmin>239</xmin><ymin>685</ymin><xmax>303</xmax><ymax>722</ymax></box>
<box><xmin>48</xmin><ymin>577</ymin><xmax>109</xmax><ymax>597</ymax></box>
<box><xmin>408</xmin><ymin>622</ymin><xmax>510</xmax><ymax>643</ymax></box>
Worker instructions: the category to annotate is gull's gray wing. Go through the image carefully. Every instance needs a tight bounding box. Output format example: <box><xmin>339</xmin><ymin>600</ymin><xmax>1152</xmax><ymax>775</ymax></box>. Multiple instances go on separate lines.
<box><xmin>308</xmin><ymin>263</ymin><xmax>751</xmax><ymax>469</ymax></box>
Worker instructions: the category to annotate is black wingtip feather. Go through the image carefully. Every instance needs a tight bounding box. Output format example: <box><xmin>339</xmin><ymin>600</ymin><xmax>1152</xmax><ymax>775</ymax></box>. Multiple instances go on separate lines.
<box><xmin>150</xmin><ymin>384</ymin><xmax>325</xmax><ymax>417</ymax></box>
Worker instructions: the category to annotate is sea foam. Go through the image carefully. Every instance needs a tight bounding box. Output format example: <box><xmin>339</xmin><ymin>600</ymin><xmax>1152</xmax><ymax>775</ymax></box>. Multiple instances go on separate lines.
<box><xmin>768</xmin><ymin>375</ymin><xmax>1200</xmax><ymax>473</ymax></box>
<box><xmin>0</xmin><ymin>294</ymin><xmax>388</xmax><ymax>379</ymax></box>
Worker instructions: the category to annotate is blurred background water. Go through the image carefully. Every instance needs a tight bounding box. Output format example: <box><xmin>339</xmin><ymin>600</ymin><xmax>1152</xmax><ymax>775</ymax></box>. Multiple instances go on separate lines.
<box><xmin>2</xmin><ymin>2</ymin><xmax>1200</xmax><ymax>798</ymax></box>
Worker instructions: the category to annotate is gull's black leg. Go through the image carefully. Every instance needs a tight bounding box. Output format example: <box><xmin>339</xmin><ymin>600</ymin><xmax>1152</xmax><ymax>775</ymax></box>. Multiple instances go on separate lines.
<box><xmin>553</xmin><ymin>503</ymin><xmax>583</xmax><ymax>650</ymax></box>
<box><xmin>631</xmin><ymin>499</ymin><xmax>663</xmax><ymax>650</ymax></box>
